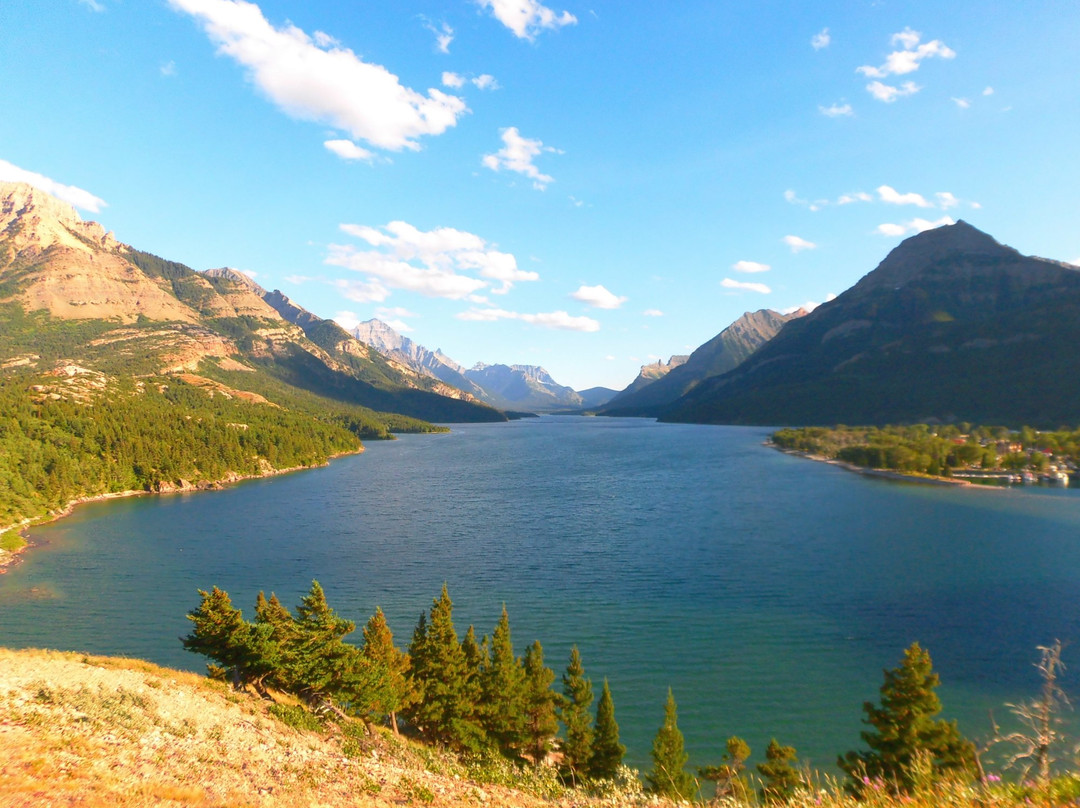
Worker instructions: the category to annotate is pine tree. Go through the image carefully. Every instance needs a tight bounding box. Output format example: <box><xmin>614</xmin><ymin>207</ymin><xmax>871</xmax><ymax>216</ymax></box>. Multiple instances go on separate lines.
<box><xmin>361</xmin><ymin>606</ymin><xmax>416</xmax><ymax>733</ymax></box>
<box><xmin>181</xmin><ymin>586</ymin><xmax>251</xmax><ymax>684</ymax></box>
<box><xmin>404</xmin><ymin>584</ymin><xmax>484</xmax><ymax>751</ymax></box>
<box><xmin>699</xmin><ymin>736</ymin><xmax>752</xmax><ymax>802</ymax></box>
<box><xmin>839</xmin><ymin>642</ymin><xmax>976</xmax><ymax>793</ymax></box>
<box><xmin>560</xmin><ymin>645</ymin><xmax>594</xmax><ymax>783</ymax></box>
<box><xmin>287</xmin><ymin>580</ymin><xmax>359</xmax><ymax>710</ymax></box>
<box><xmin>589</xmin><ymin>678</ymin><xmax>626</xmax><ymax>780</ymax></box>
<box><xmin>646</xmin><ymin>688</ymin><xmax>696</xmax><ymax>800</ymax></box>
<box><xmin>522</xmin><ymin>640</ymin><xmax>559</xmax><ymax>764</ymax></box>
<box><xmin>757</xmin><ymin>738</ymin><xmax>803</xmax><ymax>804</ymax></box>
<box><xmin>481</xmin><ymin>605</ymin><xmax>528</xmax><ymax>758</ymax></box>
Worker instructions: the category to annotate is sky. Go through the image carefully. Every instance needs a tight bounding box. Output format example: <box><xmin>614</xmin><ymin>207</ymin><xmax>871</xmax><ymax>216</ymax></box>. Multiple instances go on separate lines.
<box><xmin>1</xmin><ymin>1</ymin><xmax>1078</xmax><ymax>390</ymax></box>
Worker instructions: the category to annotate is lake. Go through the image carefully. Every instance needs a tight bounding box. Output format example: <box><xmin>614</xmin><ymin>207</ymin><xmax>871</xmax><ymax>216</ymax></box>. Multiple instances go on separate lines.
<box><xmin>3</xmin><ymin>416</ymin><xmax>1080</xmax><ymax>772</ymax></box>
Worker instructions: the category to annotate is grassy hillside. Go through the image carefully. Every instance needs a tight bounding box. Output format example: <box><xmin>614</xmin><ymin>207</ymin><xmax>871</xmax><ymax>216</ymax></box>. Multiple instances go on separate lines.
<box><xmin>2</xmin><ymin>648</ymin><xmax>1074</xmax><ymax>807</ymax></box>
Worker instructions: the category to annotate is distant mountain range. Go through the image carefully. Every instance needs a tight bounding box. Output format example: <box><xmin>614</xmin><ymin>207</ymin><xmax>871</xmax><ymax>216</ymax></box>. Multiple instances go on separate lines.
<box><xmin>352</xmin><ymin>318</ymin><xmax>617</xmax><ymax>412</ymax></box>
<box><xmin>0</xmin><ymin>181</ymin><xmax>504</xmax><ymax>426</ymax></box>
<box><xmin>657</xmin><ymin>221</ymin><xmax>1080</xmax><ymax>427</ymax></box>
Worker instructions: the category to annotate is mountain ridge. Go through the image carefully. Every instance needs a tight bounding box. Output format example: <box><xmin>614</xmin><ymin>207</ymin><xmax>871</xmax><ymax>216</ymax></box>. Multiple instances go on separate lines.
<box><xmin>663</xmin><ymin>221</ymin><xmax>1080</xmax><ymax>427</ymax></box>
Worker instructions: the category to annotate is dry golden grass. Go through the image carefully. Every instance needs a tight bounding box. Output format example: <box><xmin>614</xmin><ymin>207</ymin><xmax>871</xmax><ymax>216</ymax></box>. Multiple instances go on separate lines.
<box><xmin>0</xmin><ymin>648</ymin><xmax>570</xmax><ymax>808</ymax></box>
<box><xmin>3</xmin><ymin>649</ymin><xmax>1077</xmax><ymax>808</ymax></box>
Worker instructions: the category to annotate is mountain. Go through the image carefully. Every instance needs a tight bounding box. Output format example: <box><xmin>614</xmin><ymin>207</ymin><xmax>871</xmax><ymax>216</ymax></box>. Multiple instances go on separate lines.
<box><xmin>601</xmin><ymin>309</ymin><xmax>800</xmax><ymax>415</ymax></box>
<box><xmin>350</xmin><ymin>319</ymin><xmax>489</xmax><ymax>401</ymax></box>
<box><xmin>353</xmin><ymin>318</ymin><xmax>601</xmax><ymax>412</ymax></box>
<box><xmin>576</xmin><ymin>386</ymin><xmax>619</xmax><ymax>409</ymax></box>
<box><xmin>663</xmin><ymin>221</ymin><xmax>1080</xmax><ymax>427</ymax></box>
<box><xmin>464</xmin><ymin>362</ymin><xmax>585</xmax><ymax>411</ymax></box>
<box><xmin>609</xmin><ymin>355</ymin><xmax>689</xmax><ymax>402</ymax></box>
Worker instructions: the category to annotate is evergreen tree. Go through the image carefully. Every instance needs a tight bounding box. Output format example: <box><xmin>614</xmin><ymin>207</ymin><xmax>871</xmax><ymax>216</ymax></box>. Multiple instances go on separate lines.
<box><xmin>589</xmin><ymin>678</ymin><xmax>626</xmax><ymax>780</ymax></box>
<box><xmin>839</xmin><ymin>642</ymin><xmax>976</xmax><ymax>793</ymax></box>
<box><xmin>646</xmin><ymin>688</ymin><xmax>697</xmax><ymax>801</ymax></box>
<box><xmin>699</xmin><ymin>736</ymin><xmax>752</xmax><ymax>802</ymax></box>
<box><xmin>181</xmin><ymin>586</ymin><xmax>252</xmax><ymax>685</ymax></box>
<box><xmin>404</xmin><ymin>584</ymin><xmax>484</xmax><ymax>751</ymax></box>
<box><xmin>757</xmin><ymin>738</ymin><xmax>803</xmax><ymax>804</ymax></box>
<box><xmin>481</xmin><ymin>605</ymin><xmax>528</xmax><ymax>758</ymax></box>
<box><xmin>560</xmin><ymin>645</ymin><xmax>594</xmax><ymax>783</ymax></box>
<box><xmin>361</xmin><ymin>606</ymin><xmax>416</xmax><ymax>733</ymax></box>
<box><xmin>287</xmin><ymin>580</ymin><xmax>360</xmax><ymax>710</ymax></box>
<box><xmin>522</xmin><ymin>640</ymin><xmax>559</xmax><ymax>764</ymax></box>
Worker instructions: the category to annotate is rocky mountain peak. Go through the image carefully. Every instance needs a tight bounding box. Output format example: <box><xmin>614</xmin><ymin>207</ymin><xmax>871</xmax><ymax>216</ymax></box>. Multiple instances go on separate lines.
<box><xmin>203</xmin><ymin>267</ymin><xmax>267</xmax><ymax>296</ymax></box>
<box><xmin>852</xmin><ymin>220</ymin><xmax>1021</xmax><ymax>294</ymax></box>
<box><xmin>0</xmin><ymin>181</ymin><xmax>118</xmax><ymax>254</ymax></box>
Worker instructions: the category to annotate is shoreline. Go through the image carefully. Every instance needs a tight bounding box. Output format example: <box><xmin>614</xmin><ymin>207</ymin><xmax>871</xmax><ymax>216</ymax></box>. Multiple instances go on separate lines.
<box><xmin>0</xmin><ymin>445</ymin><xmax>364</xmax><ymax>575</ymax></box>
<box><xmin>767</xmin><ymin>443</ymin><xmax>978</xmax><ymax>487</ymax></box>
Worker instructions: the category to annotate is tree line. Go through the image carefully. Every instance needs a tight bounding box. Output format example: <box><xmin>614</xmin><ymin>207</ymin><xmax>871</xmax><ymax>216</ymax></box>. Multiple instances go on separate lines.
<box><xmin>184</xmin><ymin>583</ymin><xmax>1076</xmax><ymax>804</ymax></box>
<box><xmin>772</xmin><ymin>423</ymin><xmax>1080</xmax><ymax>477</ymax></box>
<box><xmin>183</xmin><ymin>582</ymin><xmax>626</xmax><ymax>785</ymax></box>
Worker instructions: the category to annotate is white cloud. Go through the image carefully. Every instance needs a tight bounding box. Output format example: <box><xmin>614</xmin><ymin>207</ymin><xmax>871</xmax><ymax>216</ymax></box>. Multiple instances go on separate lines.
<box><xmin>478</xmin><ymin>0</ymin><xmax>577</xmax><ymax>41</ymax></box>
<box><xmin>783</xmin><ymin>235</ymin><xmax>817</xmax><ymax>253</ymax></box>
<box><xmin>858</xmin><ymin>29</ymin><xmax>954</xmax><ymax>102</ymax></box>
<box><xmin>643</xmin><ymin>309</ymin><xmax>664</xmax><ymax>317</ymax></box>
<box><xmin>951</xmin><ymin>97</ymin><xmax>970</xmax><ymax>109</ymax></box>
<box><xmin>423</xmin><ymin>20</ymin><xmax>454</xmax><ymax>54</ymax></box>
<box><xmin>983</xmin><ymin>86</ymin><xmax>995</xmax><ymax>96</ymax></box>
<box><xmin>875</xmin><ymin>216</ymin><xmax>955</xmax><ymax>237</ymax></box>
<box><xmin>866</xmin><ymin>80</ymin><xmax>920</xmax><ymax>103</ymax></box>
<box><xmin>721</xmin><ymin>278</ymin><xmax>772</xmax><ymax>294</ymax></box>
<box><xmin>482</xmin><ymin>127</ymin><xmax>559</xmax><ymax>190</ymax></box>
<box><xmin>1072</xmin><ymin>258</ymin><xmax>1080</xmax><ymax>267</ymax></box>
<box><xmin>784</xmin><ymin>189</ymin><xmax>827</xmax><ymax>211</ymax></box>
<box><xmin>334</xmin><ymin>310</ymin><xmax>361</xmax><ymax>331</ymax></box>
<box><xmin>332</xmin><ymin>277</ymin><xmax>391</xmax><ymax>303</ymax></box>
<box><xmin>571</xmin><ymin>284</ymin><xmax>627</xmax><ymax>309</ymax></box>
<box><xmin>328</xmin><ymin>220</ymin><xmax>538</xmax><ymax>300</ymax></box>
<box><xmin>819</xmin><ymin>102</ymin><xmax>853</xmax><ymax>117</ymax></box>
<box><xmin>837</xmin><ymin>191</ymin><xmax>873</xmax><ymax>205</ymax></box>
<box><xmin>877</xmin><ymin>185</ymin><xmax>932</xmax><ymax>207</ymax></box>
<box><xmin>935</xmin><ymin>192</ymin><xmax>959</xmax><ymax>209</ymax></box>
<box><xmin>161</xmin><ymin>60</ymin><xmax>178</xmax><ymax>77</ymax></box>
<box><xmin>0</xmin><ymin>159</ymin><xmax>107</xmax><ymax>213</ymax></box>
<box><xmin>79</xmin><ymin>0</ymin><xmax>105</xmax><ymax>10</ymax></box>
<box><xmin>324</xmin><ymin>139</ymin><xmax>374</xmax><ymax>161</ymax></box>
<box><xmin>457</xmin><ymin>307</ymin><xmax>600</xmax><ymax>332</ymax></box>
<box><xmin>811</xmin><ymin>28</ymin><xmax>831</xmax><ymax>50</ymax></box>
<box><xmin>732</xmin><ymin>260</ymin><xmax>770</xmax><ymax>274</ymax></box>
<box><xmin>444</xmin><ymin>72</ymin><xmax>500</xmax><ymax>91</ymax></box>
<box><xmin>376</xmin><ymin>306</ymin><xmax>418</xmax><ymax>319</ymax></box>
<box><xmin>168</xmin><ymin>0</ymin><xmax>466</xmax><ymax>151</ymax></box>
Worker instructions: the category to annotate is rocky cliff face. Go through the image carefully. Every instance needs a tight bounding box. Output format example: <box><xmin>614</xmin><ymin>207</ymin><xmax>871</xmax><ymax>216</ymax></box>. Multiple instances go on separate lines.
<box><xmin>1</xmin><ymin>182</ymin><xmax>200</xmax><ymax>323</ymax></box>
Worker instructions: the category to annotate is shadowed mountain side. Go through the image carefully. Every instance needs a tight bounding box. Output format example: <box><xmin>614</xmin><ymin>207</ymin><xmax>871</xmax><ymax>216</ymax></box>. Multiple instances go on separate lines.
<box><xmin>601</xmin><ymin>309</ymin><xmax>801</xmax><ymax>416</ymax></box>
<box><xmin>662</xmin><ymin>221</ymin><xmax>1080</xmax><ymax>427</ymax></box>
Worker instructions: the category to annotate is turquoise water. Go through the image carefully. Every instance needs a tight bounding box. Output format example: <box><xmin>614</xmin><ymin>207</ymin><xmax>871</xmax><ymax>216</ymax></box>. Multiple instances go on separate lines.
<box><xmin>3</xmin><ymin>417</ymin><xmax>1080</xmax><ymax>772</ymax></box>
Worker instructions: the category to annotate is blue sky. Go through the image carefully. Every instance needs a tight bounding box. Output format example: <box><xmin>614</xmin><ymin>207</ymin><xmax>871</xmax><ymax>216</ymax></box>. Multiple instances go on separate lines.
<box><xmin>2</xmin><ymin>1</ymin><xmax>1078</xmax><ymax>390</ymax></box>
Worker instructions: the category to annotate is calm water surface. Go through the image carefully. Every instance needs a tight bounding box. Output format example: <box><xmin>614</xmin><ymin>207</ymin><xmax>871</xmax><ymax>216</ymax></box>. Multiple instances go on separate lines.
<box><xmin>3</xmin><ymin>417</ymin><xmax>1080</xmax><ymax>770</ymax></box>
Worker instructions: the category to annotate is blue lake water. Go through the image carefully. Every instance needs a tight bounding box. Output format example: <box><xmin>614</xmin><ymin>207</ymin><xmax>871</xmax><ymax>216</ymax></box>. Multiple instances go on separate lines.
<box><xmin>3</xmin><ymin>416</ymin><xmax>1080</xmax><ymax>772</ymax></box>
